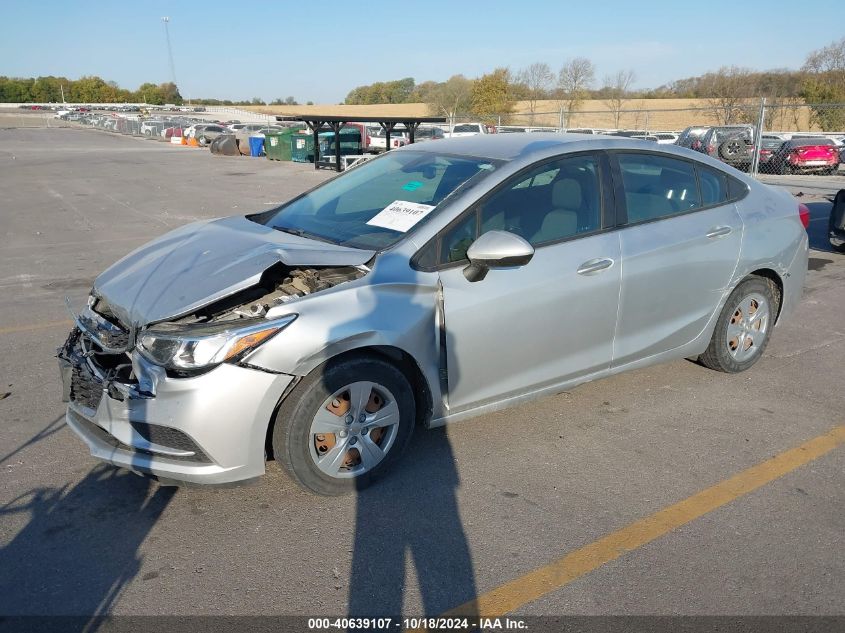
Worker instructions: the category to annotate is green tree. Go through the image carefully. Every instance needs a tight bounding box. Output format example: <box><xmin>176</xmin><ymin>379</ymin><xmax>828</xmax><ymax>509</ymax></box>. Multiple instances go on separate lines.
<box><xmin>0</xmin><ymin>77</ymin><xmax>32</xmax><ymax>102</ymax></box>
<box><xmin>345</xmin><ymin>77</ymin><xmax>416</xmax><ymax>104</ymax></box>
<box><xmin>159</xmin><ymin>82</ymin><xmax>183</xmax><ymax>105</ymax></box>
<box><xmin>800</xmin><ymin>37</ymin><xmax>845</xmax><ymax>130</ymax></box>
<box><xmin>470</xmin><ymin>68</ymin><xmax>516</xmax><ymax>123</ymax></box>
<box><xmin>135</xmin><ymin>82</ymin><xmax>162</xmax><ymax>104</ymax></box>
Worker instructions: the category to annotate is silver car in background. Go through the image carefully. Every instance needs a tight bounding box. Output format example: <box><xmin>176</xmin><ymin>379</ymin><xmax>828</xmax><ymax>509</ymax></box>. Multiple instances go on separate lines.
<box><xmin>59</xmin><ymin>134</ymin><xmax>809</xmax><ymax>495</ymax></box>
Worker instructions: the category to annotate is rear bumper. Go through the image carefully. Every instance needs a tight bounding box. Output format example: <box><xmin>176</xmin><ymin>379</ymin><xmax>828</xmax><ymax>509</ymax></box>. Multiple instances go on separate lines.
<box><xmin>61</xmin><ymin>347</ymin><xmax>294</xmax><ymax>485</ymax></box>
<box><xmin>791</xmin><ymin>161</ymin><xmax>838</xmax><ymax>171</ymax></box>
<box><xmin>779</xmin><ymin>230</ymin><xmax>809</xmax><ymax>324</ymax></box>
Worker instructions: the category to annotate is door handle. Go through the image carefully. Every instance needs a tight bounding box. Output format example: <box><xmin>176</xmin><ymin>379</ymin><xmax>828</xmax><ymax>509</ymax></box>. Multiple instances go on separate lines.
<box><xmin>706</xmin><ymin>226</ymin><xmax>733</xmax><ymax>239</ymax></box>
<box><xmin>577</xmin><ymin>258</ymin><xmax>614</xmax><ymax>275</ymax></box>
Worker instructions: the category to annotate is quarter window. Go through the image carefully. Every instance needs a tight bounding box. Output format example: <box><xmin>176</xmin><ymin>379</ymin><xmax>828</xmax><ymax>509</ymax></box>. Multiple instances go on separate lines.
<box><xmin>617</xmin><ymin>153</ymin><xmax>701</xmax><ymax>223</ymax></box>
<box><xmin>697</xmin><ymin>165</ymin><xmax>728</xmax><ymax>206</ymax></box>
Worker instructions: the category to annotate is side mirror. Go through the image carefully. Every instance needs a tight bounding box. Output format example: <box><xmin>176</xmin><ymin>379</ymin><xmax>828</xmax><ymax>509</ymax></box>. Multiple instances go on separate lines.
<box><xmin>463</xmin><ymin>230</ymin><xmax>535</xmax><ymax>282</ymax></box>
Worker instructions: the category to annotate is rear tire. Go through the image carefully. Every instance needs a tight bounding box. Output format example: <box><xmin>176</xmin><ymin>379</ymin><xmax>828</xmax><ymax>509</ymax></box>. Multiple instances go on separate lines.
<box><xmin>272</xmin><ymin>355</ymin><xmax>416</xmax><ymax>496</ymax></box>
<box><xmin>699</xmin><ymin>276</ymin><xmax>779</xmax><ymax>373</ymax></box>
<box><xmin>719</xmin><ymin>139</ymin><xmax>746</xmax><ymax>161</ymax></box>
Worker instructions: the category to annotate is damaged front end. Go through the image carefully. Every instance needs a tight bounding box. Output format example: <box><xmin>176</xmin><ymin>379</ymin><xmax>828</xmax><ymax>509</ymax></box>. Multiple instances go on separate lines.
<box><xmin>57</xmin><ymin>261</ymin><xmax>368</xmax><ymax>484</ymax></box>
<box><xmin>60</xmin><ymin>263</ymin><xmax>367</xmax><ymax>400</ymax></box>
<box><xmin>58</xmin><ymin>297</ymin><xmax>142</xmax><ymax>406</ymax></box>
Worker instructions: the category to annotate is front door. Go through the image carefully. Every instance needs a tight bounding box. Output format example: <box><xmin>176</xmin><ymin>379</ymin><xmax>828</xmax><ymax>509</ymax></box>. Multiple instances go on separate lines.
<box><xmin>436</xmin><ymin>152</ymin><xmax>622</xmax><ymax>412</ymax></box>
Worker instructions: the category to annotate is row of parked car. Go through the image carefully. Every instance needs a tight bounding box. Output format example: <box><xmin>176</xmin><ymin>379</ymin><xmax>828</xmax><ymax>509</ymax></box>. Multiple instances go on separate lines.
<box><xmin>676</xmin><ymin>125</ymin><xmax>844</xmax><ymax>175</ymax></box>
<box><xmin>430</xmin><ymin>123</ymin><xmax>843</xmax><ymax>175</ymax></box>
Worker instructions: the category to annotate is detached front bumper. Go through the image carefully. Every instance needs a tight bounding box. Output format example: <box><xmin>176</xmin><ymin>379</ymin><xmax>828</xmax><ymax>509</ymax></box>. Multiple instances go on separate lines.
<box><xmin>59</xmin><ymin>330</ymin><xmax>294</xmax><ymax>484</ymax></box>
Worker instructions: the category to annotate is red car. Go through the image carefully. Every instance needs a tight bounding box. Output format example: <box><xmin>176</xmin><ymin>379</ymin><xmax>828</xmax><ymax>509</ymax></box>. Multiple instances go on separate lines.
<box><xmin>769</xmin><ymin>138</ymin><xmax>840</xmax><ymax>175</ymax></box>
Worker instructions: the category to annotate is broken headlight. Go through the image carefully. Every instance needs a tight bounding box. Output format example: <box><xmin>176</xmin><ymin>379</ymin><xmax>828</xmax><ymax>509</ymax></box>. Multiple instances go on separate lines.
<box><xmin>137</xmin><ymin>314</ymin><xmax>296</xmax><ymax>371</ymax></box>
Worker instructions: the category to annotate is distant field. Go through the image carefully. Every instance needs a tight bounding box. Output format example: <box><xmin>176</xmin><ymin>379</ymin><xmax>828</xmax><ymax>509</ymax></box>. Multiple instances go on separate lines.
<box><xmin>248</xmin><ymin>98</ymin><xmax>822</xmax><ymax>132</ymax></box>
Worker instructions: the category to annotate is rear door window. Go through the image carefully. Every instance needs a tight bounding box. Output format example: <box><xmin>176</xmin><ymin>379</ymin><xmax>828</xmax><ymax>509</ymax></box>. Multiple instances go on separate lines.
<box><xmin>616</xmin><ymin>153</ymin><xmax>701</xmax><ymax>223</ymax></box>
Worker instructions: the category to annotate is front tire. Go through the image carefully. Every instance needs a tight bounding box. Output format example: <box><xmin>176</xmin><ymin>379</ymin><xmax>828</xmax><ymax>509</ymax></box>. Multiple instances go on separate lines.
<box><xmin>272</xmin><ymin>355</ymin><xmax>416</xmax><ymax>495</ymax></box>
<box><xmin>699</xmin><ymin>276</ymin><xmax>779</xmax><ymax>373</ymax></box>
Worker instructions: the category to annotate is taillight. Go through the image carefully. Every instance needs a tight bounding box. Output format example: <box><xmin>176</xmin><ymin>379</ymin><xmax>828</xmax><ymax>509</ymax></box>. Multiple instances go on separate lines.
<box><xmin>798</xmin><ymin>203</ymin><xmax>810</xmax><ymax>230</ymax></box>
<box><xmin>691</xmin><ymin>140</ymin><xmax>702</xmax><ymax>150</ymax></box>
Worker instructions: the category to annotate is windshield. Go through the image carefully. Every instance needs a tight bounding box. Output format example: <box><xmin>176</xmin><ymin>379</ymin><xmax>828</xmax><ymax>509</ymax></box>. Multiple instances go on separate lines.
<box><xmin>789</xmin><ymin>138</ymin><xmax>833</xmax><ymax>147</ymax></box>
<box><xmin>453</xmin><ymin>124</ymin><xmax>481</xmax><ymax>133</ymax></box>
<box><xmin>253</xmin><ymin>151</ymin><xmax>500</xmax><ymax>250</ymax></box>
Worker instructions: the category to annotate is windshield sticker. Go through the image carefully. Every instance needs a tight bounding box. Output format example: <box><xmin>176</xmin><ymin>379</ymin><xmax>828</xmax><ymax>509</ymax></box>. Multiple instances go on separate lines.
<box><xmin>479</xmin><ymin>163</ymin><xmax>494</xmax><ymax>170</ymax></box>
<box><xmin>402</xmin><ymin>181</ymin><xmax>423</xmax><ymax>191</ymax></box>
<box><xmin>367</xmin><ymin>200</ymin><xmax>436</xmax><ymax>233</ymax></box>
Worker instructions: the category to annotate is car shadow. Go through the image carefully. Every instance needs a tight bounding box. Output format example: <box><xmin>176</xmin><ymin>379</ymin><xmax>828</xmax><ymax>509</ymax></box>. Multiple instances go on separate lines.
<box><xmin>0</xmin><ymin>462</ymin><xmax>174</xmax><ymax>629</ymax></box>
<box><xmin>348</xmin><ymin>426</ymin><xmax>477</xmax><ymax>621</ymax></box>
<box><xmin>0</xmin><ymin>415</ymin><xmax>65</xmax><ymax>468</ymax></box>
<box><xmin>310</xmin><ymin>251</ymin><xmax>478</xmax><ymax>626</ymax></box>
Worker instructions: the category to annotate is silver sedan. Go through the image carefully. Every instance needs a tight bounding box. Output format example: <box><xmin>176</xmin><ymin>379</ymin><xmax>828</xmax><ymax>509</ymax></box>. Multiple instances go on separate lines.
<box><xmin>59</xmin><ymin>134</ymin><xmax>809</xmax><ymax>494</ymax></box>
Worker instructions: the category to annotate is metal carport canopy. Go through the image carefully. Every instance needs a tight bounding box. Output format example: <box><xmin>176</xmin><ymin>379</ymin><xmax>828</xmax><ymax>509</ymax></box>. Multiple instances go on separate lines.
<box><xmin>274</xmin><ymin>114</ymin><xmax>446</xmax><ymax>171</ymax></box>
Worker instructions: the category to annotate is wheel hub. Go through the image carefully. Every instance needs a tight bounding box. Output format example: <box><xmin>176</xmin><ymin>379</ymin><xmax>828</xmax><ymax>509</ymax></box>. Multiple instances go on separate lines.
<box><xmin>309</xmin><ymin>381</ymin><xmax>398</xmax><ymax>477</ymax></box>
<box><xmin>726</xmin><ymin>293</ymin><xmax>769</xmax><ymax>361</ymax></box>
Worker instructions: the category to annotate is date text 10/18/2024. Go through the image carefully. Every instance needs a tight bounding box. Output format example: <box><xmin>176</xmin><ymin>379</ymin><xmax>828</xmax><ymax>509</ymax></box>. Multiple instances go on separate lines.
<box><xmin>307</xmin><ymin>617</ymin><xmax>528</xmax><ymax>630</ymax></box>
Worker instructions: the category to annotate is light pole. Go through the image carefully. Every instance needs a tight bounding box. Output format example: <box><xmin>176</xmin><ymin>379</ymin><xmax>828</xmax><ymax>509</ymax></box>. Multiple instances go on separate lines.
<box><xmin>161</xmin><ymin>17</ymin><xmax>179</xmax><ymax>103</ymax></box>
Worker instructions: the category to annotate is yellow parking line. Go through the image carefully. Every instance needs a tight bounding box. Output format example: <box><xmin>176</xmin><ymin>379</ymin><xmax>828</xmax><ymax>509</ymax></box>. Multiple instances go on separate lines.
<box><xmin>446</xmin><ymin>424</ymin><xmax>845</xmax><ymax>618</ymax></box>
<box><xmin>0</xmin><ymin>320</ymin><xmax>73</xmax><ymax>335</ymax></box>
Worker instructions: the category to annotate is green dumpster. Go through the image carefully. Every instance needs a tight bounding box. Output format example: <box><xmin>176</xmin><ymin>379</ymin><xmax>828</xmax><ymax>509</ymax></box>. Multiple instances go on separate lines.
<box><xmin>318</xmin><ymin>127</ymin><xmax>362</xmax><ymax>159</ymax></box>
<box><xmin>290</xmin><ymin>132</ymin><xmax>314</xmax><ymax>163</ymax></box>
<box><xmin>291</xmin><ymin>127</ymin><xmax>363</xmax><ymax>164</ymax></box>
<box><xmin>265</xmin><ymin>128</ymin><xmax>295</xmax><ymax>161</ymax></box>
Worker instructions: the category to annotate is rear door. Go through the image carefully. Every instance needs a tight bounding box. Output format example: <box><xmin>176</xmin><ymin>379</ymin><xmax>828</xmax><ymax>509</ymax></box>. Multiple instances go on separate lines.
<box><xmin>610</xmin><ymin>152</ymin><xmax>743</xmax><ymax>366</ymax></box>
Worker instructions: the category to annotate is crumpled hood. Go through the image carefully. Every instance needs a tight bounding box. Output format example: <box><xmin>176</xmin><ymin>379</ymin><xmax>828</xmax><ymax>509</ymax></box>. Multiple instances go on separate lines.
<box><xmin>93</xmin><ymin>215</ymin><xmax>374</xmax><ymax>326</ymax></box>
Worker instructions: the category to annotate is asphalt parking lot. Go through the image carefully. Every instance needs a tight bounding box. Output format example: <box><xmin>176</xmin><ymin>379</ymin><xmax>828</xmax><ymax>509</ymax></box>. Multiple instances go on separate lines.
<box><xmin>1</xmin><ymin>129</ymin><xmax>844</xmax><ymax>628</ymax></box>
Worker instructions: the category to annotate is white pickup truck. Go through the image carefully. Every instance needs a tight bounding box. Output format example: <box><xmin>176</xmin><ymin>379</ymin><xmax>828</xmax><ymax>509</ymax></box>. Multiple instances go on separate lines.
<box><xmin>446</xmin><ymin>122</ymin><xmax>489</xmax><ymax>138</ymax></box>
<box><xmin>367</xmin><ymin>126</ymin><xmax>409</xmax><ymax>153</ymax></box>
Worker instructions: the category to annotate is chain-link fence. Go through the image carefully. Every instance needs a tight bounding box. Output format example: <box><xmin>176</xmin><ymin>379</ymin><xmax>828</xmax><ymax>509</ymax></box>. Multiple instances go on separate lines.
<box><xmin>440</xmin><ymin>101</ymin><xmax>844</xmax><ymax>179</ymax></box>
<box><xmin>6</xmin><ymin>101</ymin><xmax>844</xmax><ymax>179</ymax></box>
<box><xmin>0</xmin><ymin>108</ymin><xmax>73</xmax><ymax>129</ymax></box>
<box><xmin>752</xmin><ymin>101</ymin><xmax>844</xmax><ymax>176</ymax></box>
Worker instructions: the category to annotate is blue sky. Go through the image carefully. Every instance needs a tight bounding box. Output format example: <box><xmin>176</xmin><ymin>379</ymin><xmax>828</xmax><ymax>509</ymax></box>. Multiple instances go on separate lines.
<box><xmin>2</xmin><ymin>0</ymin><xmax>843</xmax><ymax>103</ymax></box>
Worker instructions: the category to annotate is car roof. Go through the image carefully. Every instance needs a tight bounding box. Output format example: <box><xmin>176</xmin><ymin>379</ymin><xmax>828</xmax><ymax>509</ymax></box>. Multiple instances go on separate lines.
<box><xmin>395</xmin><ymin>132</ymin><xmax>701</xmax><ymax>163</ymax></box>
